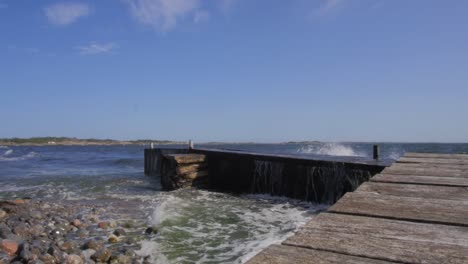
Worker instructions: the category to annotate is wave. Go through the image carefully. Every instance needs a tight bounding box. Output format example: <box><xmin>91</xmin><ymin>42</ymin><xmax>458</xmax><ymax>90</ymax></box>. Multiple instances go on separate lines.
<box><xmin>113</xmin><ymin>158</ymin><xmax>141</xmax><ymax>167</ymax></box>
<box><xmin>298</xmin><ymin>143</ymin><xmax>362</xmax><ymax>157</ymax></box>
<box><xmin>0</xmin><ymin>151</ymin><xmax>39</xmax><ymax>161</ymax></box>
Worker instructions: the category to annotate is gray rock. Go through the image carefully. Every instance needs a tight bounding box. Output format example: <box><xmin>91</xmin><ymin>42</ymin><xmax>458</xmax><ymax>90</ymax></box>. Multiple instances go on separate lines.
<box><xmin>82</xmin><ymin>240</ymin><xmax>104</xmax><ymax>251</ymax></box>
<box><xmin>113</xmin><ymin>229</ymin><xmax>126</xmax><ymax>237</ymax></box>
<box><xmin>65</xmin><ymin>254</ymin><xmax>84</xmax><ymax>264</ymax></box>
<box><xmin>91</xmin><ymin>249</ymin><xmax>112</xmax><ymax>263</ymax></box>
<box><xmin>0</xmin><ymin>210</ymin><xmax>6</xmax><ymax>219</ymax></box>
<box><xmin>81</xmin><ymin>249</ymin><xmax>96</xmax><ymax>262</ymax></box>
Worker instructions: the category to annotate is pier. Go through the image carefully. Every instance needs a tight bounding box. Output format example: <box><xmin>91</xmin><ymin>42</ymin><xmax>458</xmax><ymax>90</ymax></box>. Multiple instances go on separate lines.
<box><xmin>247</xmin><ymin>152</ymin><xmax>468</xmax><ymax>263</ymax></box>
<box><xmin>144</xmin><ymin>147</ymin><xmax>386</xmax><ymax>204</ymax></box>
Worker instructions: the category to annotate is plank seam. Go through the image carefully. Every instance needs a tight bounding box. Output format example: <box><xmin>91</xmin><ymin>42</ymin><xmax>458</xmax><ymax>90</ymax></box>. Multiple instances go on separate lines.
<box><xmin>281</xmin><ymin>242</ymin><xmax>405</xmax><ymax>264</ymax></box>
<box><xmin>326</xmin><ymin>211</ymin><xmax>468</xmax><ymax>228</ymax></box>
<box><xmin>370</xmin><ymin>179</ymin><xmax>468</xmax><ymax>188</ymax></box>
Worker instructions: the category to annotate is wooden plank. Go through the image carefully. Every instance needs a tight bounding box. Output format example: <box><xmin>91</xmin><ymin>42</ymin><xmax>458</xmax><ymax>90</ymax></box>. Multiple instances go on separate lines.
<box><xmin>246</xmin><ymin>244</ymin><xmax>391</xmax><ymax>264</ymax></box>
<box><xmin>398</xmin><ymin>157</ymin><xmax>468</xmax><ymax>165</ymax></box>
<box><xmin>164</xmin><ymin>154</ymin><xmax>206</xmax><ymax>164</ymax></box>
<box><xmin>176</xmin><ymin>163</ymin><xmax>207</xmax><ymax>175</ymax></box>
<box><xmin>356</xmin><ymin>182</ymin><xmax>468</xmax><ymax>201</ymax></box>
<box><xmin>383</xmin><ymin>167</ymin><xmax>468</xmax><ymax>178</ymax></box>
<box><xmin>371</xmin><ymin>173</ymin><xmax>468</xmax><ymax>187</ymax></box>
<box><xmin>284</xmin><ymin>213</ymin><xmax>468</xmax><ymax>264</ymax></box>
<box><xmin>328</xmin><ymin>192</ymin><xmax>468</xmax><ymax>226</ymax></box>
<box><xmin>405</xmin><ymin>152</ymin><xmax>468</xmax><ymax>160</ymax></box>
<box><xmin>389</xmin><ymin>162</ymin><xmax>468</xmax><ymax>170</ymax></box>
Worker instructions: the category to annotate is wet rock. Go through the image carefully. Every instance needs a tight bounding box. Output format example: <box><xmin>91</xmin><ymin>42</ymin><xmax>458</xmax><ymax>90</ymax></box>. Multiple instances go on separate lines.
<box><xmin>97</xmin><ymin>222</ymin><xmax>109</xmax><ymax>229</ymax></box>
<box><xmin>70</xmin><ymin>219</ymin><xmax>81</xmax><ymax>228</ymax></box>
<box><xmin>1</xmin><ymin>239</ymin><xmax>18</xmax><ymax>255</ymax></box>
<box><xmin>60</xmin><ymin>240</ymin><xmax>77</xmax><ymax>254</ymax></box>
<box><xmin>30</xmin><ymin>224</ymin><xmax>45</xmax><ymax>237</ymax></box>
<box><xmin>12</xmin><ymin>199</ymin><xmax>26</xmax><ymax>205</ymax></box>
<box><xmin>81</xmin><ymin>249</ymin><xmax>96</xmax><ymax>262</ymax></box>
<box><xmin>29</xmin><ymin>210</ymin><xmax>43</xmax><ymax>220</ymax></box>
<box><xmin>113</xmin><ymin>229</ymin><xmax>126</xmax><ymax>237</ymax></box>
<box><xmin>92</xmin><ymin>249</ymin><xmax>112</xmax><ymax>263</ymax></box>
<box><xmin>39</xmin><ymin>253</ymin><xmax>56</xmax><ymax>264</ymax></box>
<box><xmin>65</xmin><ymin>254</ymin><xmax>84</xmax><ymax>264</ymax></box>
<box><xmin>0</xmin><ymin>223</ymin><xmax>12</xmax><ymax>239</ymax></box>
<box><xmin>0</xmin><ymin>210</ymin><xmax>6</xmax><ymax>219</ymax></box>
<box><xmin>75</xmin><ymin>229</ymin><xmax>88</xmax><ymax>239</ymax></box>
<box><xmin>13</xmin><ymin>223</ymin><xmax>30</xmax><ymax>238</ymax></box>
<box><xmin>18</xmin><ymin>242</ymin><xmax>33</xmax><ymax>261</ymax></box>
<box><xmin>83</xmin><ymin>239</ymin><xmax>104</xmax><ymax>251</ymax></box>
<box><xmin>108</xmin><ymin>234</ymin><xmax>119</xmax><ymax>243</ymax></box>
<box><xmin>110</xmin><ymin>254</ymin><xmax>132</xmax><ymax>264</ymax></box>
<box><xmin>145</xmin><ymin>227</ymin><xmax>158</xmax><ymax>235</ymax></box>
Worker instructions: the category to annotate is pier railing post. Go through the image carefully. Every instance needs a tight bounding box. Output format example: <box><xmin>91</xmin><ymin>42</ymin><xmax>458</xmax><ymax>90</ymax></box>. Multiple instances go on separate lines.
<box><xmin>373</xmin><ymin>144</ymin><xmax>379</xmax><ymax>160</ymax></box>
<box><xmin>188</xmin><ymin>140</ymin><xmax>194</xmax><ymax>150</ymax></box>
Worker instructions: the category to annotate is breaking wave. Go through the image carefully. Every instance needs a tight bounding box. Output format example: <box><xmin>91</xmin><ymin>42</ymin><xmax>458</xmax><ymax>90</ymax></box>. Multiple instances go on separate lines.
<box><xmin>298</xmin><ymin>143</ymin><xmax>362</xmax><ymax>157</ymax></box>
<box><xmin>0</xmin><ymin>150</ymin><xmax>39</xmax><ymax>161</ymax></box>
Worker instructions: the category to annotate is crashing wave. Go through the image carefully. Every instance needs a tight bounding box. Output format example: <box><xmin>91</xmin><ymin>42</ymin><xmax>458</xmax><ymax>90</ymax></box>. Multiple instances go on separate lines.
<box><xmin>298</xmin><ymin>143</ymin><xmax>361</xmax><ymax>157</ymax></box>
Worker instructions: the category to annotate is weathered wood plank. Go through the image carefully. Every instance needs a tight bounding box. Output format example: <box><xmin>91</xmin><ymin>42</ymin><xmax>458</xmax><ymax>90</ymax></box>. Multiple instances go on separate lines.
<box><xmin>246</xmin><ymin>244</ymin><xmax>391</xmax><ymax>264</ymax></box>
<box><xmin>389</xmin><ymin>162</ymin><xmax>468</xmax><ymax>170</ymax></box>
<box><xmin>328</xmin><ymin>192</ymin><xmax>468</xmax><ymax>226</ymax></box>
<box><xmin>356</xmin><ymin>182</ymin><xmax>468</xmax><ymax>201</ymax></box>
<box><xmin>398</xmin><ymin>157</ymin><xmax>468</xmax><ymax>165</ymax></box>
<box><xmin>405</xmin><ymin>152</ymin><xmax>468</xmax><ymax>160</ymax></box>
<box><xmin>164</xmin><ymin>154</ymin><xmax>206</xmax><ymax>164</ymax></box>
<box><xmin>383</xmin><ymin>167</ymin><xmax>468</xmax><ymax>178</ymax></box>
<box><xmin>176</xmin><ymin>163</ymin><xmax>207</xmax><ymax>175</ymax></box>
<box><xmin>284</xmin><ymin>213</ymin><xmax>468</xmax><ymax>264</ymax></box>
<box><xmin>371</xmin><ymin>173</ymin><xmax>468</xmax><ymax>187</ymax></box>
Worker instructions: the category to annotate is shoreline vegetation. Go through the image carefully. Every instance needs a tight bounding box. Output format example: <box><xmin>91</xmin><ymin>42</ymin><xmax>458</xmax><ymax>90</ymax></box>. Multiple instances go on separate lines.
<box><xmin>0</xmin><ymin>137</ymin><xmax>322</xmax><ymax>147</ymax></box>
<box><xmin>0</xmin><ymin>137</ymin><xmax>184</xmax><ymax>146</ymax></box>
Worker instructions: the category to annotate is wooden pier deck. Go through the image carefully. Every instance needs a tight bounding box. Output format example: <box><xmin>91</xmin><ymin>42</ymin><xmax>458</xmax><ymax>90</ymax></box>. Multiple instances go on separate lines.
<box><xmin>247</xmin><ymin>152</ymin><xmax>468</xmax><ymax>264</ymax></box>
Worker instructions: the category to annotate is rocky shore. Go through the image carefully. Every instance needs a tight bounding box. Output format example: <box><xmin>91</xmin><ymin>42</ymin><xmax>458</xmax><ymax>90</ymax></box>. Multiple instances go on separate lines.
<box><xmin>0</xmin><ymin>199</ymin><xmax>158</xmax><ymax>264</ymax></box>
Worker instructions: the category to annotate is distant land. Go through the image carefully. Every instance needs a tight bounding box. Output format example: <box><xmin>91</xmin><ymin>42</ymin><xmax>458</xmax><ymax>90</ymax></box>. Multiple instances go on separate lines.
<box><xmin>0</xmin><ymin>137</ymin><xmax>184</xmax><ymax>146</ymax></box>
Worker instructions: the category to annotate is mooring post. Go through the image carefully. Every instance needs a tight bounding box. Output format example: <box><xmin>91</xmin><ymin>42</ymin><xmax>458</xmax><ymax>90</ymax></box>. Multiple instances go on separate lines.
<box><xmin>188</xmin><ymin>140</ymin><xmax>194</xmax><ymax>150</ymax></box>
<box><xmin>373</xmin><ymin>144</ymin><xmax>379</xmax><ymax>160</ymax></box>
<box><xmin>150</xmin><ymin>142</ymin><xmax>154</xmax><ymax>149</ymax></box>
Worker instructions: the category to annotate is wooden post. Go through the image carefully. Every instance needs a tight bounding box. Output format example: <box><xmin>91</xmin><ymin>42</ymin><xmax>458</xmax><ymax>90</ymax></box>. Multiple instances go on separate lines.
<box><xmin>373</xmin><ymin>145</ymin><xmax>379</xmax><ymax>160</ymax></box>
<box><xmin>188</xmin><ymin>140</ymin><xmax>194</xmax><ymax>150</ymax></box>
<box><xmin>150</xmin><ymin>142</ymin><xmax>154</xmax><ymax>149</ymax></box>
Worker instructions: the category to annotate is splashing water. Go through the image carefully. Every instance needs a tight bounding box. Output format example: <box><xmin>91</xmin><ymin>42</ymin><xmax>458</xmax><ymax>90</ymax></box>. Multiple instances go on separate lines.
<box><xmin>298</xmin><ymin>143</ymin><xmax>362</xmax><ymax>157</ymax></box>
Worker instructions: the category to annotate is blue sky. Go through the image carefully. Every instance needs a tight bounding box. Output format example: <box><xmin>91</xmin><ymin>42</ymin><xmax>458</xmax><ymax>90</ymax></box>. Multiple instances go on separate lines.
<box><xmin>1</xmin><ymin>0</ymin><xmax>467</xmax><ymax>142</ymax></box>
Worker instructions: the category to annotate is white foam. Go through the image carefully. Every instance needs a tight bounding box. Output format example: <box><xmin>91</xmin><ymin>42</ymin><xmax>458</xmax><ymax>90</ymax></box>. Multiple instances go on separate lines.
<box><xmin>135</xmin><ymin>241</ymin><xmax>169</xmax><ymax>264</ymax></box>
<box><xmin>0</xmin><ymin>151</ymin><xmax>38</xmax><ymax>161</ymax></box>
<box><xmin>4</xmin><ymin>149</ymin><xmax>13</xmax><ymax>156</ymax></box>
<box><xmin>298</xmin><ymin>143</ymin><xmax>361</xmax><ymax>157</ymax></box>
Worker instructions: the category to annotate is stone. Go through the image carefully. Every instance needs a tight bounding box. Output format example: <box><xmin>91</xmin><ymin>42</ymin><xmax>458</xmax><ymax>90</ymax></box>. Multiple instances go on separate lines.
<box><xmin>18</xmin><ymin>243</ymin><xmax>32</xmax><ymax>261</ymax></box>
<box><xmin>0</xmin><ymin>223</ymin><xmax>12</xmax><ymax>239</ymax></box>
<box><xmin>39</xmin><ymin>253</ymin><xmax>56</xmax><ymax>264</ymax></box>
<box><xmin>110</xmin><ymin>254</ymin><xmax>132</xmax><ymax>264</ymax></box>
<box><xmin>81</xmin><ymin>249</ymin><xmax>96</xmax><ymax>262</ymax></box>
<box><xmin>113</xmin><ymin>229</ymin><xmax>126</xmax><ymax>237</ymax></box>
<box><xmin>108</xmin><ymin>234</ymin><xmax>119</xmax><ymax>243</ymax></box>
<box><xmin>29</xmin><ymin>210</ymin><xmax>43</xmax><ymax>220</ymax></box>
<box><xmin>0</xmin><ymin>210</ymin><xmax>6</xmax><ymax>219</ymax></box>
<box><xmin>92</xmin><ymin>249</ymin><xmax>112</xmax><ymax>263</ymax></box>
<box><xmin>13</xmin><ymin>223</ymin><xmax>30</xmax><ymax>238</ymax></box>
<box><xmin>97</xmin><ymin>222</ymin><xmax>109</xmax><ymax>229</ymax></box>
<box><xmin>64</xmin><ymin>254</ymin><xmax>84</xmax><ymax>264</ymax></box>
<box><xmin>1</xmin><ymin>239</ymin><xmax>18</xmax><ymax>255</ymax></box>
<box><xmin>12</xmin><ymin>199</ymin><xmax>26</xmax><ymax>205</ymax></box>
<box><xmin>145</xmin><ymin>227</ymin><xmax>158</xmax><ymax>235</ymax></box>
<box><xmin>60</xmin><ymin>241</ymin><xmax>77</xmax><ymax>253</ymax></box>
<box><xmin>70</xmin><ymin>219</ymin><xmax>81</xmax><ymax>228</ymax></box>
<box><xmin>83</xmin><ymin>239</ymin><xmax>104</xmax><ymax>251</ymax></box>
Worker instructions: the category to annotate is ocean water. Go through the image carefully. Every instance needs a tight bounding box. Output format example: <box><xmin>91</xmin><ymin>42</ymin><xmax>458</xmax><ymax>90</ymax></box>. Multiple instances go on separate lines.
<box><xmin>0</xmin><ymin>142</ymin><xmax>467</xmax><ymax>263</ymax></box>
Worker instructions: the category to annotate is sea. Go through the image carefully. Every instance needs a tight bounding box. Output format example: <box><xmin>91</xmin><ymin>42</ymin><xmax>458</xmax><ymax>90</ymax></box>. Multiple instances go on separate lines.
<box><xmin>1</xmin><ymin>142</ymin><xmax>467</xmax><ymax>263</ymax></box>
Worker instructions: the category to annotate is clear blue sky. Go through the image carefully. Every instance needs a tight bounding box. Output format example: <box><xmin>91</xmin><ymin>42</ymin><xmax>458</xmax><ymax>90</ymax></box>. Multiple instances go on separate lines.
<box><xmin>1</xmin><ymin>0</ymin><xmax>467</xmax><ymax>142</ymax></box>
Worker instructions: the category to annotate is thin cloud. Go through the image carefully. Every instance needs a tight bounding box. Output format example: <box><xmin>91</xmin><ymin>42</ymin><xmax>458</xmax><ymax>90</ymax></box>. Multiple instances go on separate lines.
<box><xmin>313</xmin><ymin>0</ymin><xmax>344</xmax><ymax>16</ymax></box>
<box><xmin>44</xmin><ymin>2</ymin><xmax>91</xmax><ymax>26</ymax></box>
<box><xmin>77</xmin><ymin>43</ymin><xmax>116</xmax><ymax>55</ymax></box>
<box><xmin>125</xmin><ymin>0</ymin><xmax>200</xmax><ymax>32</ymax></box>
<box><xmin>194</xmin><ymin>10</ymin><xmax>210</xmax><ymax>23</ymax></box>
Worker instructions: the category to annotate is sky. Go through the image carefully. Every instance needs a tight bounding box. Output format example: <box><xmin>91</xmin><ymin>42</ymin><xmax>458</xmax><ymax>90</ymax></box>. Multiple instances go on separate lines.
<box><xmin>0</xmin><ymin>0</ymin><xmax>467</xmax><ymax>143</ymax></box>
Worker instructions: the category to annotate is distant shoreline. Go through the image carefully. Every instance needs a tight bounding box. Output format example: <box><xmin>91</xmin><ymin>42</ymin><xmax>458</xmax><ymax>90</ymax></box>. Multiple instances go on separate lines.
<box><xmin>0</xmin><ymin>137</ymin><xmax>185</xmax><ymax>146</ymax></box>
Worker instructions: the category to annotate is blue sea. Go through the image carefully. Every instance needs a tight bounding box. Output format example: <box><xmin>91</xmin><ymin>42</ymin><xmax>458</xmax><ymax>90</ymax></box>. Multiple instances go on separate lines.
<box><xmin>1</xmin><ymin>142</ymin><xmax>467</xmax><ymax>263</ymax></box>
